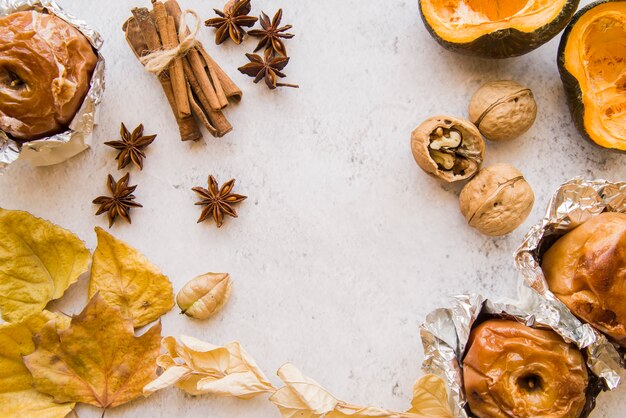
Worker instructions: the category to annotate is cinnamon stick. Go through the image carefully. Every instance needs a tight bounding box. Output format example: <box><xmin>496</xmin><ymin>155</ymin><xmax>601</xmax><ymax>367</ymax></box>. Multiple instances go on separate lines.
<box><xmin>164</xmin><ymin>0</ymin><xmax>240</xmax><ymax>102</ymax></box>
<box><xmin>167</xmin><ymin>16</ymin><xmax>190</xmax><ymax>117</ymax></box>
<box><xmin>188</xmin><ymin>52</ymin><xmax>223</xmax><ymax>110</ymax></box>
<box><xmin>182</xmin><ymin>59</ymin><xmax>212</xmax><ymax>114</ymax></box>
<box><xmin>152</xmin><ymin>0</ymin><xmax>190</xmax><ymax>118</ymax></box>
<box><xmin>198</xmin><ymin>47</ymin><xmax>242</xmax><ymax>102</ymax></box>
<box><xmin>164</xmin><ymin>0</ymin><xmax>224</xmax><ymax>111</ymax></box>
<box><xmin>182</xmin><ymin>59</ymin><xmax>232</xmax><ymax>137</ymax></box>
<box><xmin>125</xmin><ymin>12</ymin><xmax>201</xmax><ymax>142</ymax></box>
<box><xmin>206</xmin><ymin>107</ymin><xmax>233</xmax><ymax>138</ymax></box>
<box><xmin>208</xmin><ymin>64</ymin><xmax>229</xmax><ymax>109</ymax></box>
<box><xmin>187</xmin><ymin>84</ymin><xmax>218</xmax><ymax>137</ymax></box>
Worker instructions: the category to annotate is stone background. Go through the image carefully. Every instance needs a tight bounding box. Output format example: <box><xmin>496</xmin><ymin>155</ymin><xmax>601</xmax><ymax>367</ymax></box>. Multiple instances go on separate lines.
<box><xmin>1</xmin><ymin>0</ymin><xmax>623</xmax><ymax>416</ymax></box>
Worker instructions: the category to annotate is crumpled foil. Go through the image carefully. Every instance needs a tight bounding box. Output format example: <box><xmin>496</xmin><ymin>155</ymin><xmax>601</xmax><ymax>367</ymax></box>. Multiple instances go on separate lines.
<box><xmin>515</xmin><ymin>178</ymin><xmax>625</xmax><ymax>382</ymax></box>
<box><xmin>420</xmin><ymin>293</ymin><xmax>620</xmax><ymax>418</ymax></box>
<box><xmin>0</xmin><ymin>0</ymin><xmax>105</xmax><ymax>171</ymax></box>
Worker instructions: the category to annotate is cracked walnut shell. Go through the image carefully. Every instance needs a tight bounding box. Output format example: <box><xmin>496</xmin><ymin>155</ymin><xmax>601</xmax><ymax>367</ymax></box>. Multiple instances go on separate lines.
<box><xmin>469</xmin><ymin>80</ymin><xmax>537</xmax><ymax>142</ymax></box>
<box><xmin>411</xmin><ymin>116</ymin><xmax>485</xmax><ymax>182</ymax></box>
<box><xmin>459</xmin><ymin>164</ymin><xmax>534</xmax><ymax>236</ymax></box>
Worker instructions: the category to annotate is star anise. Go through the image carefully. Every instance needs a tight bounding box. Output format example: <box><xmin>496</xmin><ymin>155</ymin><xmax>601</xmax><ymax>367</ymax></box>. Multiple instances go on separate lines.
<box><xmin>238</xmin><ymin>49</ymin><xmax>299</xmax><ymax>90</ymax></box>
<box><xmin>192</xmin><ymin>175</ymin><xmax>247</xmax><ymax>228</ymax></box>
<box><xmin>92</xmin><ymin>173</ymin><xmax>143</xmax><ymax>228</ymax></box>
<box><xmin>205</xmin><ymin>0</ymin><xmax>258</xmax><ymax>45</ymax></box>
<box><xmin>248</xmin><ymin>9</ymin><xmax>294</xmax><ymax>57</ymax></box>
<box><xmin>104</xmin><ymin>123</ymin><xmax>156</xmax><ymax>170</ymax></box>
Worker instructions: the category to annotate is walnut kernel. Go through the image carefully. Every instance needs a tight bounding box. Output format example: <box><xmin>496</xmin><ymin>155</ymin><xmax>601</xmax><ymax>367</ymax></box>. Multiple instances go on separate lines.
<box><xmin>411</xmin><ymin>116</ymin><xmax>485</xmax><ymax>182</ymax></box>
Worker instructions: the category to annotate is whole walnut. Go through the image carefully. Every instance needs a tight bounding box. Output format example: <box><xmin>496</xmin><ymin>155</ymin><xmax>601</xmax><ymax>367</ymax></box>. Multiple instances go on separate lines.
<box><xmin>459</xmin><ymin>163</ymin><xmax>534</xmax><ymax>236</ymax></box>
<box><xmin>469</xmin><ymin>81</ymin><xmax>537</xmax><ymax>142</ymax></box>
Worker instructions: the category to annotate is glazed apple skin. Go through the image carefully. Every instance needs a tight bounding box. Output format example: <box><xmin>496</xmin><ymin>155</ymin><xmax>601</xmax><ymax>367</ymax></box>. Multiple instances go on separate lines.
<box><xmin>463</xmin><ymin>319</ymin><xmax>588</xmax><ymax>418</ymax></box>
<box><xmin>0</xmin><ymin>11</ymin><xmax>97</xmax><ymax>141</ymax></box>
<box><xmin>543</xmin><ymin>212</ymin><xmax>626</xmax><ymax>346</ymax></box>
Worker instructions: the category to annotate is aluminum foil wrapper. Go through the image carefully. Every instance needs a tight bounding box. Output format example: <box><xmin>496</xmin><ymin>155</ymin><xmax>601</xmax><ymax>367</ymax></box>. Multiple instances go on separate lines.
<box><xmin>420</xmin><ymin>294</ymin><xmax>618</xmax><ymax>418</ymax></box>
<box><xmin>515</xmin><ymin>178</ymin><xmax>625</xmax><ymax>384</ymax></box>
<box><xmin>0</xmin><ymin>0</ymin><xmax>105</xmax><ymax>171</ymax></box>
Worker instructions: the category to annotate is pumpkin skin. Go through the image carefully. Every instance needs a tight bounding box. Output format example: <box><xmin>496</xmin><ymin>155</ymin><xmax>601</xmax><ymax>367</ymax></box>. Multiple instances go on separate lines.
<box><xmin>419</xmin><ymin>0</ymin><xmax>580</xmax><ymax>59</ymax></box>
<box><xmin>558</xmin><ymin>0</ymin><xmax>626</xmax><ymax>151</ymax></box>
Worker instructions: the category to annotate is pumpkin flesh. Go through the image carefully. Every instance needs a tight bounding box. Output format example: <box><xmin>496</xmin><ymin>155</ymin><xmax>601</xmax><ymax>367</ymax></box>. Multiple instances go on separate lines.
<box><xmin>563</xmin><ymin>2</ymin><xmax>626</xmax><ymax>150</ymax></box>
<box><xmin>421</xmin><ymin>0</ymin><xmax>570</xmax><ymax>44</ymax></box>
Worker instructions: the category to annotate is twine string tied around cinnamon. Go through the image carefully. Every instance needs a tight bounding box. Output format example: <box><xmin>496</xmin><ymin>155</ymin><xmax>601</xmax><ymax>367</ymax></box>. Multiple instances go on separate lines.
<box><xmin>140</xmin><ymin>9</ymin><xmax>200</xmax><ymax>74</ymax></box>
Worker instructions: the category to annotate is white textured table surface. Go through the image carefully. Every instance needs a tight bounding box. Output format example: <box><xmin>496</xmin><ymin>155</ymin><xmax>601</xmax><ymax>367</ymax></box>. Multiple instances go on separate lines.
<box><xmin>1</xmin><ymin>0</ymin><xmax>625</xmax><ymax>416</ymax></box>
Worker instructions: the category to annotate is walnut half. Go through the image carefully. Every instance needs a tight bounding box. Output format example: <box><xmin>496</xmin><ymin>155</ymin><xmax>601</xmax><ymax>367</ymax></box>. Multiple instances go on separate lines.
<box><xmin>411</xmin><ymin>116</ymin><xmax>485</xmax><ymax>182</ymax></box>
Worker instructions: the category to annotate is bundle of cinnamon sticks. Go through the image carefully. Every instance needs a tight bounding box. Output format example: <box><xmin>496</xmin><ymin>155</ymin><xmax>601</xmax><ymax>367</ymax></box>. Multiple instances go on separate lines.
<box><xmin>122</xmin><ymin>0</ymin><xmax>241</xmax><ymax>141</ymax></box>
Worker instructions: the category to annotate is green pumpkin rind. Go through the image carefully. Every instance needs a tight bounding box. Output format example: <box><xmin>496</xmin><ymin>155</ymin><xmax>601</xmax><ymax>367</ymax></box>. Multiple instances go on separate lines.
<box><xmin>419</xmin><ymin>0</ymin><xmax>580</xmax><ymax>59</ymax></box>
<box><xmin>558</xmin><ymin>0</ymin><xmax>626</xmax><ymax>150</ymax></box>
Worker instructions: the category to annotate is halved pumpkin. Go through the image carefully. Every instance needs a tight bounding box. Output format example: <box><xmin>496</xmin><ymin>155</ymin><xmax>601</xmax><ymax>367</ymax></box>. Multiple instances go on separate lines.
<box><xmin>559</xmin><ymin>0</ymin><xmax>626</xmax><ymax>151</ymax></box>
<box><xmin>419</xmin><ymin>0</ymin><xmax>580</xmax><ymax>58</ymax></box>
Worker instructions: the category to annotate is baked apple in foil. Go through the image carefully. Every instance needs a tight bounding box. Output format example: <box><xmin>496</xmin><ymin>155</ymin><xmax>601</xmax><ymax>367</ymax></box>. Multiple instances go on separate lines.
<box><xmin>0</xmin><ymin>0</ymin><xmax>104</xmax><ymax>169</ymax></box>
<box><xmin>464</xmin><ymin>319</ymin><xmax>588</xmax><ymax>418</ymax></box>
<box><xmin>420</xmin><ymin>294</ymin><xmax>619</xmax><ymax>418</ymax></box>
<box><xmin>542</xmin><ymin>212</ymin><xmax>626</xmax><ymax>348</ymax></box>
<box><xmin>0</xmin><ymin>10</ymin><xmax>97</xmax><ymax>141</ymax></box>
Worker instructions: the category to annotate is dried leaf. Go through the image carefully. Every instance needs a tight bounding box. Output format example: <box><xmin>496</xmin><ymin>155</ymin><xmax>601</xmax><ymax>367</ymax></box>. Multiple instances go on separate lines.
<box><xmin>0</xmin><ymin>311</ymin><xmax>74</xmax><ymax>418</ymax></box>
<box><xmin>24</xmin><ymin>294</ymin><xmax>162</xmax><ymax>410</ymax></box>
<box><xmin>89</xmin><ymin>227</ymin><xmax>174</xmax><ymax>327</ymax></box>
<box><xmin>408</xmin><ymin>375</ymin><xmax>453</xmax><ymax>418</ymax></box>
<box><xmin>144</xmin><ymin>335</ymin><xmax>275</xmax><ymax>399</ymax></box>
<box><xmin>0</xmin><ymin>208</ymin><xmax>91</xmax><ymax>323</ymax></box>
<box><xmin>271</xmin><ymin>365</ymin><xmax>448</xmax><ymax>418</ymax></box>
<box><xmin>328</xmin><ymin>406</ymin><xmax>398</xmax><ymax>417</ymax></box>
<box><xmin>176</xmin><ymin>272</ymin><xmax>232</xmax><ymax>319</ymax></box>
<box><xmin>269</xmin><ymin>363</ymin><xmax>338</xmax><ymax>417</ymax></box>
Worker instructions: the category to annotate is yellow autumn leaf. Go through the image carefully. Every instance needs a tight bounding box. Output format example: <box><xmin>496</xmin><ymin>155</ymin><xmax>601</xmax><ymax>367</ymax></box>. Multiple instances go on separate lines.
<box><xmin>0</xmin><ymin>208</ymin><xmax>91</xmax><ymax>323</ymax></box>
<box><xmin>408</xmin><ymin>375</ymin><xmax>454</xmax><ymax>418</ymax></box>
<box><xmin>23</xmin><ymin>294</ymin><xmax>162</xmax><ymax>410</ymax></box>
<box><xmin>144</xmin><ymin>335</ymin><xmax>275</xmax><ymax>399</ymax></box>
<box><xmin>89</xmin><ymin>227</ymin><xmax>174</xmax><ymax>327</ymax></box>
<box><xmin>0</xmin><ymin>311</ymin><xmax>74</xmax><ymax>418</ymax></box>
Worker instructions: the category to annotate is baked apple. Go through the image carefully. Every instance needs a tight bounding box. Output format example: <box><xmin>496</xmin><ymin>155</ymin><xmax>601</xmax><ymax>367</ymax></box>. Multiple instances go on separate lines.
<box><xmin>0</xmin><ymin>11</ymin><xmax>98</xmax><ymax>142</ymax></box>
<box><xmin>463</xmin><ymin>319</ymin><xmax>588</xmax><ymax>418</ymax></box>
<box><xmin>542</xmin><ymin>212</ymin><xmax>626</xmax><ymax>347</ymax></box>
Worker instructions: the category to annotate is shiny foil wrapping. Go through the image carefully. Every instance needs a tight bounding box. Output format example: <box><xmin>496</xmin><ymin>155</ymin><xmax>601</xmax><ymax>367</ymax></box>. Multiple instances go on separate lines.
<box><xmin>0</xmin><ymin>0</ymin><xmax>105</xmax><ymax>170</ymax></box>
<box><xmin>420</xmin><ymin>293</ymin><xmax>619</xmax><ymax>418</ymax></box>
<box><xmin>515</xmin><ymin>178</ymin><xmax>625</xmax><ymax>381</ymax></box>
